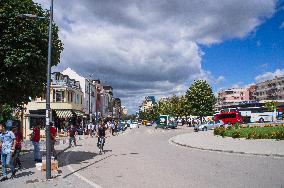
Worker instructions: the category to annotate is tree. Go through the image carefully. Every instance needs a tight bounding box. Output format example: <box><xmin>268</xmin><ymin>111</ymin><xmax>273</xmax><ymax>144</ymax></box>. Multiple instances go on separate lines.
<box><xmin>264</xmin><ymin>101</ymin><xmax>277</xmax><ymax>122</ymax></box>
<box><xmin>185</xmin><ymin>80</ymin><xmax>216</xmax><ymax>123</ymax></box>
<box><xmin>0</xmin><ymin>0</ymin><xmax>63</xmax><ymax>108</ymax></box>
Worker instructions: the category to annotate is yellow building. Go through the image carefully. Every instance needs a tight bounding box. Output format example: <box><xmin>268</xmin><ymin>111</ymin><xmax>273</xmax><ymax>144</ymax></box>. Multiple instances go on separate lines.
<box><xmin>23</xmin><ymin>72</ymin><xmax>84</xmax><ymax>138</ymax></box>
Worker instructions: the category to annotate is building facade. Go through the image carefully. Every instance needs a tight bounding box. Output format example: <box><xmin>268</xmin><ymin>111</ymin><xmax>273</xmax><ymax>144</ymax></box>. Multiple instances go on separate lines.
<box><xmin>253</xmin><ymin>76</ymin><xmax>284</xmax><ymax>101</ymax></box>
<box><xmin>140</xmin><ymin>96</ymin><xmax>156</xmax><ymax>112</ymax></box>
<box><xmin>113</xmin><ymin>98</ymin><xmax>122</xmax><ymax>118</ymax></box>
<box><xmin>121</xmin><ymin>106</ymin><xmax>128</xmax><ymax>115</ymax></box>
<box><xmin>23</xmin><ymin>72</ymin><xmax>84</xmax><ymax>137</ymax></box>
<box><xmin>62</xmin><ymin>68</ymin><xmax>96</xmax><ymax>116</ymax></box>
<box><xmin>217</xmin><ymin>88</ymin><xmax>251</xmax><ymax>107</ymax></box>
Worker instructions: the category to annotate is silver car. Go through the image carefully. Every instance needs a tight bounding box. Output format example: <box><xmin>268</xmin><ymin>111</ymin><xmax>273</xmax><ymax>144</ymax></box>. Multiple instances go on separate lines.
<box><xmin>194</xmin><ymin>120</ymin><xmax>224</xmax><ymax>132</ymax></box>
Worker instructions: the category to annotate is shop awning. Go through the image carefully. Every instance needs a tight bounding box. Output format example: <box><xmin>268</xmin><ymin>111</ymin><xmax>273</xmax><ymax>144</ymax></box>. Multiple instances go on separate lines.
<box><xmin>74</xmin><ymin>111</ymin><xmax>84</xmax><ymax>116</ymax></box>
<box><xmin>55</xmin><ymin>110</ymin><xmax>73</xmax><ymax>118</ymax></box>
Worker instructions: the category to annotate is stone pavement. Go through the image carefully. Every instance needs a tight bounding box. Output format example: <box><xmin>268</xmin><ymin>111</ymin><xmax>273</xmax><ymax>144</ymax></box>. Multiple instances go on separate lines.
<box><xmin>0</xmin><ymin>135</ymin><xmax>93</xmax><ymax>188</ymax></box>
<box><xmin>170</xmin><ymin>130</ymin><xmax>284</xmax><ymax>157</ymax></box>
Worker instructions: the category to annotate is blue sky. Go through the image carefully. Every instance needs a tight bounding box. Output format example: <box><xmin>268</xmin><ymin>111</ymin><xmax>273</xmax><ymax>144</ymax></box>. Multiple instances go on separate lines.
<box><xmin>203</xmin><ymin>8</ymin><xmax>284</xmax><ymax>91</ymax></box>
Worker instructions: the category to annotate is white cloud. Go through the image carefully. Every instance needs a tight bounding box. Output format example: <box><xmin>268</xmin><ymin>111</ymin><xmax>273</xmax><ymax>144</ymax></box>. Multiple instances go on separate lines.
<box><xmin>34</xmin><ymin>0</ymin><xmax>276</xmax><ymax>113</ymax></box>
<box><xmin>215</xmin><ymin>76</ymin><xmax>225</xmax><ymax>84</ymax></box>
<box><xmin>255</xmin><ymin>69</ymin><xmax>284</xmax><ymax>83</ymax></box>
<box><xmin>280</xmin><ymin>22</ymin><xmax>284</xmax><ymax>29</ymax></box>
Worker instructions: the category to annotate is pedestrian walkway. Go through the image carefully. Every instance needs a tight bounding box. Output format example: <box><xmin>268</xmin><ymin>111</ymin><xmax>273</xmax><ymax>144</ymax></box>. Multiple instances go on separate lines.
<box><xmin>0</xmin><ymin>136</ymin><xmax>90</xmax><ymax>188</ymax></box>
<box><xmin>170</xmin><ymin>131</ymin><xmax>284</xmax><ymax>157</ymax></box>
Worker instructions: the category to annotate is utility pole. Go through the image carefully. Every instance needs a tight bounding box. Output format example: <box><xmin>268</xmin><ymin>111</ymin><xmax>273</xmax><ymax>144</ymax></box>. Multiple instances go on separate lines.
<box><xmin>89</xmin><ymin>76</ymin><xmax>92</xmax><ymax>123</ymax></box>
<box><xmin>45</xmin><ymin>0</ymin><xmax>53</xmax><ymax>179</ymax></box>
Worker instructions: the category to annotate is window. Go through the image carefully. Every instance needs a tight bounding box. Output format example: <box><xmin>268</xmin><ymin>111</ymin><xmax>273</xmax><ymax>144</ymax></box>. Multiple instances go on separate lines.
<box><xmin>67</xmin><ymin>91</ymin><xmax>70</xmax><ymax>102</ymax></box>
<box><xmin>217</xmin><ymin>113</ymin><xmax>236</xmax><ymax>119</ymax></box>
<box><xmin>62</xmin><ymin>91</ymin><xmax>65</xmax><ymax>102</ymax></box>
<box><xmin>56</xmin><ymin>90</ymin><xmax>62</xmax><ymax>102</ymax></box>
<box><xmin>70</xmin><ymin>92</ymin><xmax>73</xmax><ymax>102</ymax></box>
<box><xmin>76</xmin><ymin>94</ymin><xmax>79</xmax><ymax>104</ymax></box>
<box><xmin>53</xmin><ymin>89</ymin><xmax>56</xmax><ymax>102</ymax></box>
<box><xmin>56</xmin><ymin>74</ymin><xmax>60</xmax><ymax>80</ymax></box>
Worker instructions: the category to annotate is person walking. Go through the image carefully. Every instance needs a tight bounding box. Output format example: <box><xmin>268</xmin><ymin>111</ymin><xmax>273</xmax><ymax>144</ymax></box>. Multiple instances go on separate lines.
<box><xmin>50</xmin><ymin>122</ymin><xmax>57</xmax><ymax>160</ymax></box>
<box><xmin>0</xmin><ymin>122</ymin><xmax>16</xmax><ymax>181</ymax></box>
<box><xmin>88</xmin><ymin>121</ymin><xmax>93</xmax><ymax>138</ymax></box>
<box><xmin>68</xmin><ymin>124</ymin><xmax>77</xmax><ymax>147</ymax></box>
<box><xmin>12</xmin><ymin>125</ymin><xmax>23</xmax><ymax>169</ymax></box>
<box><xmin>31</xmin><ymin>124</ymin><xmax>41</xmax><ymax>162</ymax></box>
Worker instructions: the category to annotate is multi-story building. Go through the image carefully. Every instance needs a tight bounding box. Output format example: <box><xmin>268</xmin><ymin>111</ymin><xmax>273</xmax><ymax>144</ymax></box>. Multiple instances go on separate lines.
<box><xmin>23</xmin><ymin>72</ymin><xmax>84</xmax><ymax>137</ymax></box>
<box><xmin>140</xmin><ymin>96</ymin><xmax>156</xmax><ymax>112</ymax></box>
<box><xmin>113</xmin><ymin>98</ymin><xmax>122</xmax><ymax>118</ymax></box>
<box><xmin>253</xmin><ymin>76</ymin><xmax>284</xmax><ymax>101</ymax></box>
<box><xmin>103</xmin><ymin>85</ymin><xmax>114</xmax><ymax>117</ymax></box>
<box><xmin>121</xmin><ymin>106</ymin><xmax>128</xmax><ymax>115</ymax></box>
<box><xmin>62</xmin><ymin>68</ymin><xmax>96</xmax><ymax>117</ymax></box>
<box><xmin>217</xmin><ymin>88</ymin><xmax>251</xmax><ymax>107</ymax></box>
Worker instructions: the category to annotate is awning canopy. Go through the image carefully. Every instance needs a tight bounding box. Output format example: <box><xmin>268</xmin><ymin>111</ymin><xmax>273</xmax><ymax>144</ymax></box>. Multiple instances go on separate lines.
<box><xmin>74</xmin><ymin>111</ymin><xmax>84</xmax><ymax>116</ymax></box>
<box><xmin>55</xmin><ymin>110</ymin><xmax>73</xmax><ymax>118</ymax></box>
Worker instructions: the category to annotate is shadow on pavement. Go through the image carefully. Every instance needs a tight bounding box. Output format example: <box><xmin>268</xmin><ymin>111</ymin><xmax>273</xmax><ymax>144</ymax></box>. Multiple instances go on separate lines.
<box><xmin>15</xmin><ymin>171</ymin><xmax>35</xmax><ymax>179</ymax></box>
<box><xmin>59</xmin><ymin>150</ymin><xmax>98</xmax><ymax>167</ymax></box>
<box><xmin>63</xmin><ymin>154</ymin><xmax>114</xmax><ymax>179</ymax></box>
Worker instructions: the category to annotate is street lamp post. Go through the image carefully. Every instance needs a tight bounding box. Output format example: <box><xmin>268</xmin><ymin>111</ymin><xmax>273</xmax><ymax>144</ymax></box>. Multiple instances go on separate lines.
<box><xmin>17</xmin><ymin>0</ymin><xmax>54</xmax><ymax>179</ymax></box>
<box><xmin>88</xmin><ymin>73</ymin><xmax>97</xmax><ymax>124</ymax></box>
<box><xmin>89</xmin><ymin>76</ymin><xmax>92</xmax><ymax>123</ymax></box>
<box><xmin>45</xmin><ymin>0</ymin><xmax>54</xmax><ymax>179</ymax></box>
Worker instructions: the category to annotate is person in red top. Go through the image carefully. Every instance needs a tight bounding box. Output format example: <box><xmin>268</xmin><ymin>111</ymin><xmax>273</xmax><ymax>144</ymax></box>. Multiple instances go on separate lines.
<box><xmin>31</xmin><ymin>124</ymin><xmax>41</xmax><ymax>162</ymax></box>
<box><xmin>50</xmin><ymin>122</ymin><xmax>57</xmax><ymax>159</ymax></box>
<box><xmin>12</xmin><ymin>126</ymin><xmax>23</xmax><ymax>169</ymax></box>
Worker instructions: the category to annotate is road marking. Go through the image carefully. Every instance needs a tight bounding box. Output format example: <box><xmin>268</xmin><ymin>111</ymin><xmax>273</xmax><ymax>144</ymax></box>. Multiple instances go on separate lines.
<box><xmin>65</xmin><ymin>146</ymin><xmax>103</xmax><ymax>188</ymax></box>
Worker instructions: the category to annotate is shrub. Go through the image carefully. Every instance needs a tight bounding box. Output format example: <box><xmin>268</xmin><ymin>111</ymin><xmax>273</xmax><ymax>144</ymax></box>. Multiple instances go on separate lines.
<box><xmin>247</xmin><ymin>131</ymin><xmax>257</xmax><ymax>139</ymax></box>
<box><xmin>214</xmin><ymin>127</ymin><xmax>226</xmax><ymax>137</ymax></box>
<box><xmin>227</xmin><ymin>126</ymin><xmax>233</xmax><ymax>130</ymax></box>
<box><xmin>234</xmin><ymin>123</ymin><xmax>241</xmax><ymax>129</ymax></box>
<box><xmin>232</xmin><ymin>130</ymin><xmax>241</xmax><ymax>138</ymax></box>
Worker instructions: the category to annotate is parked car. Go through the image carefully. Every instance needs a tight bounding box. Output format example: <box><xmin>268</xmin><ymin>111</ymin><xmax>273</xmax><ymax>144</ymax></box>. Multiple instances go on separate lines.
<box><xmin>194</xmin><ymin>120</ymin><xmax>224</xmax><ymax>132</ymax></box>
<box><xmin>130</xmin><ymin>122</ymin><xmax>138</xmax><ymax>129</ymax></box>
<box><xmin>146</xmin><ymin>121</ymin><xmax>152</xmax><ymax>126</ymax></box>
<box><xmin>118</xmin><ymin>123</ymin><xmax>127</xmax><ymax>131</ymax></box>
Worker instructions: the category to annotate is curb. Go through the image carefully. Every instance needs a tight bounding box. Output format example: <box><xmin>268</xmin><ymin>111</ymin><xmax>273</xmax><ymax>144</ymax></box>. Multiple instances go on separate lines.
<box><xmin>169</xmin><ymin>137</ymin><xmax>284</xmax><ymax>158</ymax></box>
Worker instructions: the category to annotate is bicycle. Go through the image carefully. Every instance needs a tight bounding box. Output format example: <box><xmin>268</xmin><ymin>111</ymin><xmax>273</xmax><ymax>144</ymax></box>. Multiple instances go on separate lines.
<box><xmin>98</xmin><ymin>136</ymin><xmax>105</xmax><ymax>154</ymax></box>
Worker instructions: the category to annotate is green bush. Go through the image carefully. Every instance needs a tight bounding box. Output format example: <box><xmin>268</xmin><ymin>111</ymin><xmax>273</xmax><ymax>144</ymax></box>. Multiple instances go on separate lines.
<box><xmin>234</xmin><ymin>123</ymin><xmax>241</xmax><ymax>129</ymax></box>
<box><xmin>214</xmin><ymin>125</ymin><xmax>284</xmax><ymax>140</ymax></box>
<box><xmin>227</xmin><ymin>126</ymin><xmax>233</xmax><ymax>130</ymax></box>
<box><xmin>232</xmin><ymin>130</ymin><xmax>241</xmax><ymax>138</ymax></box>
<box><xmin>214</xmin><ymin>127</ymin><xmax>225</xmax><ymax>137</ymax></box>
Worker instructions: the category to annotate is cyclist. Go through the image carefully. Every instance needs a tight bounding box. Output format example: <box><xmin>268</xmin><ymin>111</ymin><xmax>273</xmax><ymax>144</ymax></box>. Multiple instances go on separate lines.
<box><xmin>96</xmin><ymin>121</ymin><xmax>107</xmax><ymax>149</ymax></box>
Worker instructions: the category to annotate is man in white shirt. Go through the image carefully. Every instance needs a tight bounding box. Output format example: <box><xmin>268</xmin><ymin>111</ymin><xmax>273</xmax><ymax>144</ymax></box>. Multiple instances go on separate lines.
<box><xmin>88</xmin><ymin>122</ymin><xmax>93</xmax><ymax>138</ymax></box>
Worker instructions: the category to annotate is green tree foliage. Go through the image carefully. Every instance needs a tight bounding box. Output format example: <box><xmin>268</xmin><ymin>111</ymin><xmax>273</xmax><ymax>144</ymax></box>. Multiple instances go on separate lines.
<box><xmin>0</xmin><ymin>0</ymin><xmax>63</xmax><ymax>107</ymax></box>
<box><xmin>138</xmin><ymin>80</ymin><xmax>216</xmax><ymax>121</ymax></box>
<box><xmin>265</xmin><ymin>101</ymin><xmax>277</xmax><ymax>122</ymax></box>
<box><xmin>264</xmin><ymin>101</ymin><xmax>277</xmax><ymax>112</ymax></box>
<box><xmin>0</xmin><ymin>104</ymin><xmax>13</xmax><ymax>122</ymax></box>
<box><xmin>185</xmin><ymin>80</ymin><xmax>216</xmax><ymax>121</ymax></box>
<box><xmin>139</xmin><ymin>95</ymin><xmax>189</xmax><ymax>120</ymax></box>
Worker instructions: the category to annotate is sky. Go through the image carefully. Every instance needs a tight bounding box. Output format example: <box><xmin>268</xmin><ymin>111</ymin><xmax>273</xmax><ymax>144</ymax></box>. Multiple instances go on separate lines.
<box><xmin>34</xmin><ymin>0</ymin><xmax>284</xmax><ymax>114</ymax></box>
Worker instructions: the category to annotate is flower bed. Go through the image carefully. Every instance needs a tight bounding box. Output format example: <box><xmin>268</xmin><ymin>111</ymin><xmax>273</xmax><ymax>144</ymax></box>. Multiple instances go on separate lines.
<box><xmin>214</xmin><ymin>124</ymin><xmax>284</xmax><ymax>140</ymax></box>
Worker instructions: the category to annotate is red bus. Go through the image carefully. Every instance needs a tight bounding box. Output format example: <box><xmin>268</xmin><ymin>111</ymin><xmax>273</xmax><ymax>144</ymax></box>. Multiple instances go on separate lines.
<box><xmin>214</xmin><ymin>112</ymin><xmax>243</xmax><ymax>125</ymax></box>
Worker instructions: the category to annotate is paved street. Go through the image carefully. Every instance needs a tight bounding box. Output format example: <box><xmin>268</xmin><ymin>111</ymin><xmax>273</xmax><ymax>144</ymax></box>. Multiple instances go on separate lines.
<box><xmin>2</xmin><ymin>126</ymin><xmax>284</xmax><ymax>188</ymax></box>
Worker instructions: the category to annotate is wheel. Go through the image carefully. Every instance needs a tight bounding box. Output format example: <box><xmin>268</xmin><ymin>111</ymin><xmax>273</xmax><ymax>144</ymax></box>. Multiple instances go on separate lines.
<box><xmin>227</xmin><ymin>121</ymin><xmax>231</xmax><ymax>125</ymax></box>
<box><xmin>203</xmin><ymin>126</ymin><xmax>207</xmax><ymax>131</ymax></box>
<box><xmin>259</xmin><ymin>118</ymin><xmax>264</xmax><ymax>123</ymax></box>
